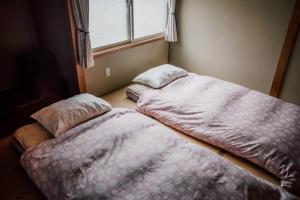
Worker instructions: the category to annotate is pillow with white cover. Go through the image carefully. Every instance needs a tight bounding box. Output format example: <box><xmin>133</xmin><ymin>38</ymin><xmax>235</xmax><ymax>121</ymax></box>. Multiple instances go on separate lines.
<box><xmin>133</xmin><ymin>64</ymin><xmax>188</xmax><ymax>88</ymax></box>
<box><xmin>31</xmin><ymin>93</ymin><xmax>112</xmax><ymax>137</ymax></box>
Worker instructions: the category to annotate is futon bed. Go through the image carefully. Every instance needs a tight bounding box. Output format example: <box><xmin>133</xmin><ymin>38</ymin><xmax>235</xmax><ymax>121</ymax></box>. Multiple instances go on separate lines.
<box><xmin>136</xmin><ymin>72</ymin><xmax>300</xmax><ymax>196</ymax></box>
<box><xmin>126</xmin><ymin>83</ymin><xmax>153</xmax><ymax>103</ymax></box>
<box><xmin>13</xmin><ymin>123</ymin><xmax>52</xmax><ymax>153</ymax></box>
<box><xmin>21</xmin><ymin>108</ymin><xmax>297</xmax><ymax>199</ymax></box>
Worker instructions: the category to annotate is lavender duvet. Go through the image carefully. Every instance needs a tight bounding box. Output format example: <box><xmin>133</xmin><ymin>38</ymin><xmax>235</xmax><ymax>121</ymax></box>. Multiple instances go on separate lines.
<box><xmin>21</xmin><ymin>109</ymin><xmax>297</xmax><ymax>199</ymax></box>
<box><xmin>137</xmin><ymin>73</ymin><xmax>300</xmax><ymax>196</ymax></box>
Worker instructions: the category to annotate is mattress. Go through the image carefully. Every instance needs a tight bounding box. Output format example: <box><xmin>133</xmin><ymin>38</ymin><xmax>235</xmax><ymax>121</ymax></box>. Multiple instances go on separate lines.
<box><xmin>126</xmin><ymin>83</ymin><xmax>153</xmax><ymax>102</ymax></box>
<box><xmin>12</xmin><ymin>123</ymin><xmax>53</xmax><ymax>153</ymax></box>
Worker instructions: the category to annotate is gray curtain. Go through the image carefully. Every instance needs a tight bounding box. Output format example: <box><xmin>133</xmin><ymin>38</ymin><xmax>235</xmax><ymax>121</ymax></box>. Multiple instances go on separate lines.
<box><xmin>165</xmin><ymin>0</ymin><xmax>178</xmax><ymax>42</ymax></box>
<box><xmin>71</xmin><ymin>0</ymin><xmax>94</xmax><ymax>68</ymax></box>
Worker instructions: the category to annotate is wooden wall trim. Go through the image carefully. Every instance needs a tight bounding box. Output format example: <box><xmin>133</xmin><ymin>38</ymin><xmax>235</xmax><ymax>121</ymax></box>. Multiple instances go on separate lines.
<box><xmin>270</xmin><ymin>0</ymin><xmax>300</xmax><ymax>97</ymax></box>
<box><xmin>66</xmin><ymin>0</ymin><xmax>87</xmax><ymax>93</ymax></box>
<box><xmin>93</xmin><ymin>35</ymin><xmax>165</xmax><ymax>58</ymax></box>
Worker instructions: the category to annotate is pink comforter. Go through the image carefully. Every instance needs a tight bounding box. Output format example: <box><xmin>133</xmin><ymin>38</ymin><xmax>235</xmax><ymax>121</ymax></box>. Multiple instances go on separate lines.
<box><xmin>137</xmin><ymin>73</ymin><xmax>300</xmax><ymax>196</ymax></box>
<box><xmin>21</xmin><ymin>108</ymin><xmax>298</xmax><ymax>199</ymax></box>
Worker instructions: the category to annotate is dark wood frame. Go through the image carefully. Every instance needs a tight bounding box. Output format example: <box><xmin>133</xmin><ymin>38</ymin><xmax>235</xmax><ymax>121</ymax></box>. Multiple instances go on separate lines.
<box><xmin>270</xmin><ymin>0</ymin><xmax>300</xmax><ymax>97</ymax></box>
<box><xmin>66</xmin><ymin>0</ymin><xmax>87</xmax><ymax>93</ymax></box>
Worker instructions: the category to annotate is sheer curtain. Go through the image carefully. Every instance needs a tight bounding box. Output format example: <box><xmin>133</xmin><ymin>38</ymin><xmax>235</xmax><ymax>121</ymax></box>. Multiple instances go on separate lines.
<box><xmin>165</xmin><ymin>0</ymin><xmax>178</xmax><ymax>42</ymax></box>
<box><xmin>71</xmin><ymin>0</ymin><xmax>94</xmax><ymax>68</ymax></box>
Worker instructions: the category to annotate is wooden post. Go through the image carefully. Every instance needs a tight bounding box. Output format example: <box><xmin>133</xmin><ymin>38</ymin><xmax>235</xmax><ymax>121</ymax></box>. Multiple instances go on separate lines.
<box><xmin>270</xmin><ymin>0</ymin><xmax>300</xmax><ymax>97</ymax></box>
<box><xmin>66</xmin><ymin>0</ymin><xmax>87</xmax><ymax>93</ymax></box>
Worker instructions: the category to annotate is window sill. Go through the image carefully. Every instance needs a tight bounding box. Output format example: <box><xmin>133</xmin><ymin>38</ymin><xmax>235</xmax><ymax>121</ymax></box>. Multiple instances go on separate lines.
<box><xmin>93</xmin><ymin>35</ymin><xmax>166</xmax><ymax>58</ymax></box>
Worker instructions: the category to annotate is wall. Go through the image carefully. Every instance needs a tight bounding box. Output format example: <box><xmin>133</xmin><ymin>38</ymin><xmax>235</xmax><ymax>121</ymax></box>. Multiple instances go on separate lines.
<box><xmin>169</xmin><ymin>0</ymin><xmax>295</xmax><ymax>93</ymax></box>
<box><xmin>31</xmin><ymin>0</ymin><xmax>79</xmax><ymax>95</ymax></box>
<box><xmin>85</xmin><ymin>40</ymin><xmax>169</xmax><ymax>96</ymax></box>
<box><xmin>0</xmin><ymin>0</ymin><xmax>37</xmax><ymax>91</ymax></box>
<box><xmin>280</xmin><ymin>31</ymin><xmax>300</xmax><ymax>105</ymax></box>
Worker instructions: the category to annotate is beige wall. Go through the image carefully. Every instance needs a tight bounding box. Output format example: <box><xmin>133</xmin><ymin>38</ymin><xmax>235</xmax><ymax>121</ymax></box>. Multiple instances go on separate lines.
<box><xmin>280</xmin><ymin>31</ymin><xmax>300</xmax><ymax>105</ymax></box>
<box><xmin>169</xmin><ymin>0</ymin><xmax>295</xmax><ymax>93</ymax></box>
<box><xmin>85</xmin><ymin>40</ymin><xmax>169</xmax><ymax>96</ymax></box>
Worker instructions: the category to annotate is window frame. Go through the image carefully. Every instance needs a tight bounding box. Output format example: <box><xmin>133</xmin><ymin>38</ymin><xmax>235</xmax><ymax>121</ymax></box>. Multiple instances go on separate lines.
<box><xmin>92</xmin><ymin>0</ymin><xmax>167</xmax><ymax>56</ymax></box>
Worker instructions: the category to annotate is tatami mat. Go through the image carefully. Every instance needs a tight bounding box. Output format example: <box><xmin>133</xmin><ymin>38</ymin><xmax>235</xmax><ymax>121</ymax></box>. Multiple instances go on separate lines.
<box><xmin>223</xmin><ymin>152</ymin><xmax>279</xmax><ymax>185</ymax></box>
<box><xmin>102</xmin><ymin>86</ymin><xmax>136</xmax><ymax>109</ymax></box>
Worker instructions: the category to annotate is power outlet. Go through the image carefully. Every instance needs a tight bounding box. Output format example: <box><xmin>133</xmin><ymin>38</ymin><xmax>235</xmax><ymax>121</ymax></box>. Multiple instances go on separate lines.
<box><xmin>105</xmin><ymin>68</ymin><xmax>111</xmax><ymax>77</ymax></box>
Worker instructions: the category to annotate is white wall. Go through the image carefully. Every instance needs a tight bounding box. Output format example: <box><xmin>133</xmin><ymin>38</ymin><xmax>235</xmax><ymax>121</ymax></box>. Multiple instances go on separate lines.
<box><xmin>85</xmin><ymin>40</ymin><xmax>169</xmax><ymax>96</ymax></box>
<box><xmin>280</xmin><ymin>31</ymin><xmax>300</xmax><ymax>105</ymax></box>
<box><xmin>170</xmin><ymin>0</ymin><xmax>295</xmax><ymax>93</ymax></box>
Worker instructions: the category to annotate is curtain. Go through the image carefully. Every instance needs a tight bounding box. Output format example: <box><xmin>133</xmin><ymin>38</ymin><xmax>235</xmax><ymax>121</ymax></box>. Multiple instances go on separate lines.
<box><xmin>165</xmin><ymin>0</ymin><xmax>178</xmax><ymax>42</ymax></box>
<box><xmin>71</xmin><ymin>0</ymin><xmax>94</xmax><ymax>68</ymax></box>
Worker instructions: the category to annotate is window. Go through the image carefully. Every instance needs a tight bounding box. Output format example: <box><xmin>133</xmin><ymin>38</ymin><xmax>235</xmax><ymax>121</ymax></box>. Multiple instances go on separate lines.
<box><xmin>90</xmin><ymin>0</ymin><xmax>168</xmax><ymax>51</ymax></box>
<box><xmin>133</xmin><ymin>0</ymin><xmax>168</xmax><ymax>39</ymax></box>
<box><xmin>89</xmin><ymin>0</ymin><xmax>130</xmax><ymax>49</ymax></box>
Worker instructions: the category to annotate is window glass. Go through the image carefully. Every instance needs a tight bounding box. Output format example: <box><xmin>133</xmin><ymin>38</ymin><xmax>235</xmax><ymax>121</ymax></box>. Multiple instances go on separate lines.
<box><xmin>133</xmin><ymin>0</ymin><xmax>168</xmax><ymax>39</ymax></box>
<box><xmin>89</xmin><ymin>0</ymin><xmax>130</xmax><ymax>49</ymax></box>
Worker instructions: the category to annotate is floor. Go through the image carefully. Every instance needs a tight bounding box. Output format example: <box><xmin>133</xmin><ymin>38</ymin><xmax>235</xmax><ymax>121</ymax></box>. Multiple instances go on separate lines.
<box><xmin>0</xmin><ymin>136</ymin><xmax>45</xmax><ymax>200</ymax></box>
<box><xmin>0</xmin><ymin>86</ymin><xmax>279</xmax><ymax>199</ymax></box>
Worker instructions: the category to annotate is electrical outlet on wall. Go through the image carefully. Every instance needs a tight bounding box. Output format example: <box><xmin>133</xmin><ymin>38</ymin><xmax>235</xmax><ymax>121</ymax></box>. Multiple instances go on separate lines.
<box><xmin>106</xmin><ymin>67</ymin><xmax>111</xmax><ymax>77</ymax></box>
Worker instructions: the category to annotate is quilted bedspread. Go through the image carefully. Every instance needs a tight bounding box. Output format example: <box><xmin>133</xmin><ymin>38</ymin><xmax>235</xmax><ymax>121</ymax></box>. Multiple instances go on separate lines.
<box><xmin>137</xmin><ymin>73</ymin><xmax>300</xmax><ymax>196</ymax></box>
<box><xmin>21</xmin><ymin>108</ymin><xmax>298</xmax><ymax>200</ymax></box>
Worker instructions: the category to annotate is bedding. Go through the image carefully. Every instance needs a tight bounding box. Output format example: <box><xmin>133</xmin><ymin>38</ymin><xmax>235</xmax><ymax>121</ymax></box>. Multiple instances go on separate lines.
<box><xmin>107</xmin><ymin>83</ymin><xmax>280</xmax><ymax>185</ymax></box>
<box><xmin>21</xmin><ymin>108</ymin><xmax>297</xmax><ymax>200</ymax></box>
<box><xmin>137</xmin><ymin>73</ymin><xmax>300</xmax><ymax>196</ymax></box>
<box><xmin>133</xmin><ymin>64</ymin><xmax>188</xmax><ymax>88</ymax></box>
<box><xmin>126</xmin><ymin>83</ymin><xmax>153</xmax><ymax>102</ymax></box>
<box><xmin>13</xmin><ymin>123</ymin><xmax>53</xmax><ymax>153</ymax></box>
<box><xmin>32</xmin><ymin>93</ymin><xmax>111</xmax><ymax>137</ymax></box>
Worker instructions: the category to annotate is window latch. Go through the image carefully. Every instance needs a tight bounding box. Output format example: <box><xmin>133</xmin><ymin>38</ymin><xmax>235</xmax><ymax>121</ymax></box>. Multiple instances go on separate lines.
<box><xmin>127</xmin><ymin>0</ymin><xmax>133</xmax><ymax>6</ymax></box>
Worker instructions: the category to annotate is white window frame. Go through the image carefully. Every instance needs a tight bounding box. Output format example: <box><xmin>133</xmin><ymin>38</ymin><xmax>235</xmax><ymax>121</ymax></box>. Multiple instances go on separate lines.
<box><xmin>92</xmin><ymin>0</ymin><xmax>167</xmax><ymax>52</ymax></box>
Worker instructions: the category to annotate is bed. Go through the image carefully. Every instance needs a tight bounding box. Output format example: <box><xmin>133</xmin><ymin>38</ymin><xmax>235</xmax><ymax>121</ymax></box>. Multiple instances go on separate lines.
<box><xmin>121</xmin><ymin>83</ymin><xmax>285</xmax><ymax>186</ymax></box>
<box><xmin>126</xmin><ymin>84</ymin><xmax>153</xmax><ymax>103</ymax></box>
<box><xmin>14</xmin><ymin>85</ymin><xmax>282</xmax><ymax>186</ymax></box>
<box><xmin>125</xmin><ymin>84</ymin><xmax>288</xmax><ymax>184</ymax></box>
<box><xmin>13</xmin><ymin>123</ymin><xmax>53</xmax><ymax>153</ymax></box>
<box><xmin>13</xmin><ymin>85</ymin><xmax>298</xmax><ymax>199</ymax></box>
<box><xmin>135</xmin><ymin>72</ymin><xmax>300</xmax><ymax>196</ymax></box>
<box><xmin>20</xmin><ymin>107</ymin><xmax>297</xmax><ymax>199</ymax></box>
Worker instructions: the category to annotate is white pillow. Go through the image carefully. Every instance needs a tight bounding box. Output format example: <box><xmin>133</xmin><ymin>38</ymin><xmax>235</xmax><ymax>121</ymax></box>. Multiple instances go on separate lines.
<box><xmin>133</xmin><ymin>64</ymin><xmax>188</xmax><ymax>88</ymax></box>
<box><xmin>31</xmin><ymin>93</ymin><xmax>112</xmax><ymax>137</ymax></box>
